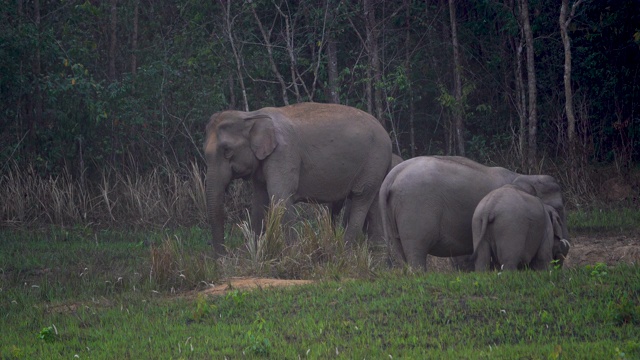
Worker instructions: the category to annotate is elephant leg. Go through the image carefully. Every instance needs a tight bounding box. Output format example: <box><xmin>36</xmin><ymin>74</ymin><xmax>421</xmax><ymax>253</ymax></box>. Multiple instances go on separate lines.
<box><xmin>494</xmin><ymin>227</ymin><xmax>525</xmax><ymax>271</ymax></box>
<box><xmin>500</xmin><ymin>261</ymin><xmax>519</xmax><ymax>271</ymax></box>
<box><xmin>395</xmin><ymin>210</ymin><xmax>433</xmax><ymax>270</ymax></box>
<box><xmin>530</xmin><ymin>243</ymin><xmax>553</xmax><ymax>270</ymax></box>
<box><xmin>474</xmin><ymin>241</ymin><xmax>492</xmax><ymax>272</ymax></box>
<box><xmin>364</xmin><ymin>193</ymin><xmax>384</xmax><ymax>248</ymax></box>
<box><xmin>404</xmin><ymin>250</ymin><xmax>427</xmax><ymax>270</ymax></box>
<box><xmin>497</xmin><ymin>243</ymin><xmax>520</xmax><ymax>270</ymax></box>
<box><xmin>264</xmin><ymin>177</ymin><xmax>300</xmax><ymax>245</ymax></box>
<box><xmin>530</xmin><ymin>256</ymin><xmax>550</xmax><ymax>271</ymax></box>
<box><xmin>250</xmin><ymin>181</ymin><xmax>271</xmax><ymax>240</ymax></box>
<box><xmin>343</xmin><ymin>192</ymin><xmax>375</xmax><ymax>246</ymax></box>
<box><xmin>451</xmin><ymin>255</ymin><xmax>475</xmax><ymax>272</ymax></box>
<box><xmin>330</xmin><ymin>199</ymin><xmax>347</xmax><ymax>230</ymax></box>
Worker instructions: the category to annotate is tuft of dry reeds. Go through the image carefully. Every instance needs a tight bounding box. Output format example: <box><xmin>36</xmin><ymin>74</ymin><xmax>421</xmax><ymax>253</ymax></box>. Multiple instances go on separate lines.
<box><xmin>149</xmin><ymin>235</ymin><xmax>218</xmax><ymax>291</ymax></box>
<box><xmin>221</xmin><ymin>201</ymin><xmax>383</xmax><ymax>280</ymax></box>
<box><xmin>0</xmin><ymin>160</ymin><xmax>219</xmax><ymax>228</ymax></box>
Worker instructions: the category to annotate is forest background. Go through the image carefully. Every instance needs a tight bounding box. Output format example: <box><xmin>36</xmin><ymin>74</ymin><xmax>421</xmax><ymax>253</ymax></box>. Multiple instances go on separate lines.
<box><xmin>1</xmin><ymin>0</ymin><xmax>639</xmax><ymax>228</ymax></box>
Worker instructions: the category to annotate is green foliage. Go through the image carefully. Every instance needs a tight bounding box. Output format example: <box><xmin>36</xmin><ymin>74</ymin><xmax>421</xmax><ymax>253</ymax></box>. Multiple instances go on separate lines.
<box><xmin>587</xmin><ymin>262</ymin><xmax>608</xmax><ymax>279</ymax></box>
<box><xmin>0</xmin><ymin>0</ymin><xmax>637</xmax><ymax>178</ymax></box>
<box><xmin>568</xmin><ymin>208</ymin><xmax>640</xmax><ymax>233</ymax></box>
<box><xmin>244</xmin><ymin>314</ymin><xmax>272</xmax><ymax>356</ymax></box>
<box><xmin>610</xmin><ymin>294</ymin><xmax>640</xmax><ymax>326</ymax></box>
<box><xmin>38</xmin><ymin>325</ymin><xmax>57</xmax><ymax>343</ymax></box>
<box><xmin>190</xmin><ymin>293</ymin><xmax>217</xmax><ymax>323</ymax></box>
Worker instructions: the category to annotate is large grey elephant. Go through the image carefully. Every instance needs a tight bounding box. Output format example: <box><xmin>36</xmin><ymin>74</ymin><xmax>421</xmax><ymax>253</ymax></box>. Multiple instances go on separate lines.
<box><xmin>471</xmin><ymin>184</ymin><xmax>571</xmax><ymax>271</ymax></box>
<box><xmin>378</xmin><ymin>156</ymin><xmax>569</xmax><ymax>270</ymax></box>
<box><xmin>204</xmin><ymin>102</ymin><xmax>392</xmax><ymax>256</ymax></box>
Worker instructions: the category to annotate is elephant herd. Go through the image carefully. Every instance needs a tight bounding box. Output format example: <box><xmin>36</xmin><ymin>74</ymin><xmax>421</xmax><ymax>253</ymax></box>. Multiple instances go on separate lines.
<box><xmin>204</xmin><ymin>103</ymin><xmax>570</xmax><ymax>272</ymax></box>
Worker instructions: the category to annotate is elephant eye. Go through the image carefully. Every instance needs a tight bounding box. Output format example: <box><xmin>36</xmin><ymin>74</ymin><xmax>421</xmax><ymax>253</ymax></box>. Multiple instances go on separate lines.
<box><xmin>223</xmin><ymin>148</ymin><xmax>233</xmax><ymax>159</ymax></box>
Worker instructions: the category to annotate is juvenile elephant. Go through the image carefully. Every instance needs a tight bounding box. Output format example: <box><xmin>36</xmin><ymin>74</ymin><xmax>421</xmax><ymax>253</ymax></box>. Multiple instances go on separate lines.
<box><xmin>471</xmin><ymin>184</ymin><xmax>571</xmax><ymax>271</ymax></box>
<box><xmin>204</xmin><ymin>102</ymin><xmax>392</xmax><ymax>256</ymax></box>
<box><xmin>378</xmin><ymin>156</ymin><xmax>569</xmax><ymax>270</ymax></box>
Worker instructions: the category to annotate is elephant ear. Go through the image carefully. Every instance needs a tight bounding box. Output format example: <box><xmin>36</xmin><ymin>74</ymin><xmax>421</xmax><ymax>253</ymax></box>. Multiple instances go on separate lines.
<box><xmin>247</xmin><ymin>115</ymin><xmax>277</xmax><ymax>160</ymax></box>
<box><xmin>547</xmin><ymin>205</ymin><xmax>570</xmax><ymax>257</ymax></box>
<box><xmin>547</xmin><ymin>206</ymin><xmax>564</xmax><ymax>240</ymax></box>
<box><xmin>511</xmin><ymin>176</ymin><xmax>537</xmax><ymax>196</ymax></box>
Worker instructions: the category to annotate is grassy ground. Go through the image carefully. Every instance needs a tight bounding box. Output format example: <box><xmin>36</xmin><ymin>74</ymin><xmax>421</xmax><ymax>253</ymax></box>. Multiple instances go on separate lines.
<box><xmin>1</xmin><ymin>221</ymin><xmax>639</xmax><ymax>359</ymax></box>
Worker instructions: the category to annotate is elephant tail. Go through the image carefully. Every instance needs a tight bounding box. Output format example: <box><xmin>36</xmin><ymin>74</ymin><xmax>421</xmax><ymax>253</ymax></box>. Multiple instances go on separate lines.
<box><xmin>470</xmin><ymin>211</ymin><xmax>492</xmax><ymax>271</ymax></box>
<box><xmin>378</xmin><ymin>169</ymin><xmax>406</xmax><ymax>264</ymax></box>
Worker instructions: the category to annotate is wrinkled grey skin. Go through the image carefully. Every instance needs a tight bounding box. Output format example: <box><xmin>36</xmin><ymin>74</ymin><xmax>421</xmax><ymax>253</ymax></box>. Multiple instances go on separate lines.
<box><xmin>204</xmin><ymin>102</ymin><xmax>392</xmax><ymax>256</ymax></box>
<box><xmin>378</xmin><ymin>156</ymin><xmax>569</xmax><ymax>270</ymax></box>
<box><xmin>471</xmin><ymin>184</ymin><xmax>571</xmax><ymax>271</ymax></box>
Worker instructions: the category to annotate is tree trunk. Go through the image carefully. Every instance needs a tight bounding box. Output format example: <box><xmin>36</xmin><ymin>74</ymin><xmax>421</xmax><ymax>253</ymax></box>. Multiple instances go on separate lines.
<box><xmin>228</xmin><ymin>73</ymin><xmax>237</xmax><ymax>109</ymax></box>
<box><xmin>33</xmin><ymin>0</ymin><xmax>42</xmax><ymax>130</ymax></box>
<box><xmin>26</xmin><ymin>0</ymin><xmax>43</xmax><ymax>162</ymax></box>
<box><xmin>514</xmin><ymin>38</ymin><xmax>527</xmax><ymax>169</ymax></box>
<box><xmin>560</xmin><ymin>0</ymin><xmax>584</xmax><ymax>158</ymax></box>
<box><xmin>221</xmin><ymin>0</ymin><xmax>248</xmax><ymax>111</ymax></box>
<box><xmin>131</xmin><ymin>0</ymin><xmax>138</xmax><ymax>76</ymax></box>
<box><xmin>109</xmin><ymin>0</ymin><xmax>117</xmax><ymax>82</ymax></box>
<box><xmin>405</xmin><ymin>0</ymin><xmax>415</xmax><ymax>157</ymax></box>
<box><xmin>449</xmin><ymin>0</ymin><xmax>465</xmax><ymax>156</ymax></box>
<box><xmin>363</xmin><ymin>0</ymin><xmax>384</xmax><ymax>128</ymax></box>
<box><xmin>520</xmin><ymin>0</ymin><xmax>537</xmax><ymax>171</ymax></box>
<box><xmin>280</xmin><ymin>10</ymin><xmax>302</xmax><ymax>102</ymax></box>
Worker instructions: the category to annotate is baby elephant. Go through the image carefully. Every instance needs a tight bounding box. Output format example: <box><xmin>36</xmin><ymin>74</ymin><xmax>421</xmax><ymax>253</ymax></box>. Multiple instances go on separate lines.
<box><xmin>472</xmin><ymin>184</ymin><xmax>570</xmax><ymax>271</ymax></box>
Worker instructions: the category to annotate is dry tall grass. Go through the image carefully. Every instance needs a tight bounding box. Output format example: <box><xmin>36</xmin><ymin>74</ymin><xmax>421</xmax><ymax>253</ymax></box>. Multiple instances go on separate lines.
<box><xmin>221</xmin><ymin>200</ymin><xmax>383</xmax><ymax>280</ymax></box>
<box><xmin>149</xmin><ymin>235</ymin><xmax>218</xmax><ymax>291</ymax></box>
<box><xmin>1</xmin><ymin>161</ymin><xmax>211</xmax><ymax>228</ymax></box>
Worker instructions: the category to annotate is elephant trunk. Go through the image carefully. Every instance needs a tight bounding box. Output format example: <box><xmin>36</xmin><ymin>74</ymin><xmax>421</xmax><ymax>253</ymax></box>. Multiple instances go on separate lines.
<box><xmin>206</xmin><ymin>164</ymin><xmax>232</xmax><ymax>257</ymax></box>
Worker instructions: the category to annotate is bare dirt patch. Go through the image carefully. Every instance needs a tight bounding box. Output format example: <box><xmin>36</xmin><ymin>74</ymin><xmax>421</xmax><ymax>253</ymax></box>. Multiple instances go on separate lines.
<box><xmin>563</xmin><ymin>233</ymin><xmax>640</xmax><ymax>268</ymax></box>
<box><xmin>187</xmin><ymin>277</ymin><xmax>314</xmax><ymax>299</ymax></box>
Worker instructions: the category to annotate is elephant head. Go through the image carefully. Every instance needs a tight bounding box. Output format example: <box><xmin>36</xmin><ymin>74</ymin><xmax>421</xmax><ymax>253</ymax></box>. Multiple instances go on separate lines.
<box><xmin>512</xmin><ymin>174</ymin><xmax>570</xmax><ymax>241</ymax></box>
<box><xmin>203</xmin><ymin>111</ymin><xmax>278</xmax><ymax>255</ymax></box>
<box><xmin>546</xmin><ymin>205</ymin><xmax>571</xmax><ymax>266</ymax></box>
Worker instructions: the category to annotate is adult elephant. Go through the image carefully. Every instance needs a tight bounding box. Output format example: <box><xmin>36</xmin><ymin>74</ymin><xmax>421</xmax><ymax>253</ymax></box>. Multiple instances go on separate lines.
<box><xmin>204</xmin><ymin>102</ymin><xmax>392</xmax><ymax>256</ymax></box>
<box><xmin>378</xmin><ymin>156</ymin><xmax>569</xmax><ymax>270</ymax></box>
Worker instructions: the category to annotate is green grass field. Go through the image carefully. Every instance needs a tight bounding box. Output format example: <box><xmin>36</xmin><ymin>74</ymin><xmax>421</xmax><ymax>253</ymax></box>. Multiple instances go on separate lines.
<box><xmin>1</xmin><ymin>209</ymin><xmax>639</xmax><ymax>359</ymax></box>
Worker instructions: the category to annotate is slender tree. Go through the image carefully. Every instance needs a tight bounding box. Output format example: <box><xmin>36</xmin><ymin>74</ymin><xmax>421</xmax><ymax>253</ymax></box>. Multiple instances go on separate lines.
<box><xmin>519</xmin><ymin>0</ymin><xmax>537</xmax><ymax>171</ymax></box>
<box><xmin>326</xmin><ymin>1</ymin><xmax>340</xmax><ymax>104</ymax></box>
<box><xmin>131</xmin><ymin>0</ymin><xmax>139</xmax><ymax>76</ymax></box>
<box><xmin>32</xmin><ymin>0</ymin><xmax>43</xmax><ymax>147</ymax></box>
<box><xmin>363</xmin><ymin>0</ymin><xmax>385</xmax><ymax>128</ymax></box>
<box><xmin>404</xmin><ymin>0</ymin><xmax>415</xmax><ymax>157</ymax></box>
<box><xmin>448</xmin><ymin>0</ymin><xmax>465</xmax><ymax>156</ymax></box>
<box><xmin>560</xmin><ymin>0</ymin><xmax>585</xmax><ymax>157</ymax></box>
<box><xmin>109</xmin><ymin>0</ymin><xmax>117</xmax><ymax>81</ymax></box>
<box><xmin>220</xmin><ymin>0</ymin><xmax>249</xmax><ymax>111</ymax></box>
